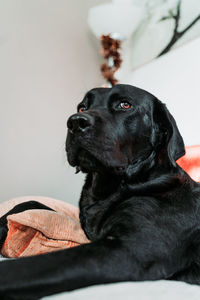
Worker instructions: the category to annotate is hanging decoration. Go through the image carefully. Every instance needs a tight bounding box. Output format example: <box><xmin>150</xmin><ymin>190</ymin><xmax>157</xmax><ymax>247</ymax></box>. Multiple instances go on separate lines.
<box><xmin>100</xmin><ymin>34</ymin><xmax>122</xmax><ymax>87</ymax></box>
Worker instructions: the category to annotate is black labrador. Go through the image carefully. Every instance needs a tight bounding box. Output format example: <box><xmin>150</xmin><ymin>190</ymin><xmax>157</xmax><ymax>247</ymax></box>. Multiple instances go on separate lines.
<box><xmin>0</xmin><ymin>84</ymin><xmax>200</xmax><ymax>299</ymax></box>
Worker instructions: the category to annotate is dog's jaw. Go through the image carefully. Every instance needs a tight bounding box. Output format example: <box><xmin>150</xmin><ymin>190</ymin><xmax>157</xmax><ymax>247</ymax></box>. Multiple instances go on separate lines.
<box><xmin>66</xmin><ymin>144</ymin><xmax>127</xmax><ymax>176</ymax></box>
<box><xmin>66</xmin><ymin>131</ymin><xmax>128</xmax><ymax>175</ymax></box>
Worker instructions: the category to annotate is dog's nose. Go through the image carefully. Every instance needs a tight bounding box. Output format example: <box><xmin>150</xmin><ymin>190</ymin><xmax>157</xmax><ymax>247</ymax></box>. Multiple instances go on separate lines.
<box><xmin>67</xmin><ymin>114</ymin><xmax>93</xmax><ymax>134</ymax></box>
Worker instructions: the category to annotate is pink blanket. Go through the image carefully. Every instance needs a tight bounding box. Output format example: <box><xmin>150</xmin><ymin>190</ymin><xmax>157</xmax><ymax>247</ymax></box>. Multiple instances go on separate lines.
<box><xmin>0</xmin><ymin>196</ymin><xmax>90</xmax><ymax>258</ymax></box>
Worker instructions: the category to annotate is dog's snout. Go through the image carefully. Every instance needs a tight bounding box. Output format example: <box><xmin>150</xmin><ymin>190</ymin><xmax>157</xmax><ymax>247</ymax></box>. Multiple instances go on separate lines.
<box><xmin>67</xmin><ymin>114</ymin><xmax>93</xmax><ymax>134</ymax></box>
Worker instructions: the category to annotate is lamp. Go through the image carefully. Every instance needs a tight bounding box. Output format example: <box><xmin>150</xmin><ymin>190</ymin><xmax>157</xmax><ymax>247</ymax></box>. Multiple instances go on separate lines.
<box><xmin>88</xmin><ymin>0</ymin><xmax>145</xmax><ymax>40</ymax></box>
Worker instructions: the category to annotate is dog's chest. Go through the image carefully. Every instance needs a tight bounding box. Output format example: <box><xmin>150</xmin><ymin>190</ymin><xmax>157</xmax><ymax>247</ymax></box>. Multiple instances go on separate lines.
<box><xmin>79</xmin><ymin>173</ymin><xmax>123</xmax><ymax>240</ymax></box>
<box><xmin>79</xmin><ymin>188</ymin><xmax>121</xmax><ymax>241</ymax></box>
<box><xmin>79</xmin><ymin>202</ymin><xmax>102</xmax><ymax>240</ymax></box>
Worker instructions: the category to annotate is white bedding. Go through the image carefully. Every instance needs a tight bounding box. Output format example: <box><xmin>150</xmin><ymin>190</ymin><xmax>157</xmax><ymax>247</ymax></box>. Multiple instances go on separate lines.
<box><xmin>43</xmin><ymin>280</ymin><xmax>200</xmax><ymax>300</ymax></box>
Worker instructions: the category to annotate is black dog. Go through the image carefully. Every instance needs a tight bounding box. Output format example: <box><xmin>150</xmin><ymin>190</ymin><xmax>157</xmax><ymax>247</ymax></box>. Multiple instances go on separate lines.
<box><xmin>0</xmin><ymin>84</ymin><xmax>200</xmax><ymax>299</ymax></box>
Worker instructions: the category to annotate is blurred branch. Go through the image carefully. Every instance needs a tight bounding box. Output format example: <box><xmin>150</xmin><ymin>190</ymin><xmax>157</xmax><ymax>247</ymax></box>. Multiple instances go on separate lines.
<box><xmin>158</xmin><ymin>0</ymin><xmax>200</xmax><ymax>57</ymax></box>
<box><xmin>181</xmin><ymin>14</ymin><xmax>200</xmax><ymax>35</ymax></box>
<box><xmin>160</xmin><ymin>11</ymin><xmax>174</xmax><ymax>21</ymax></box>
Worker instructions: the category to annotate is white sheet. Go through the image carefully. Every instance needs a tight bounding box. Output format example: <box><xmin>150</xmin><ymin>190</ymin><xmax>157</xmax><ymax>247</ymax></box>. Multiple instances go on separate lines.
<box><xmin>43</xmin><ymin>280</ymin><xmax>200</xmax><ymax>300</ymax></box>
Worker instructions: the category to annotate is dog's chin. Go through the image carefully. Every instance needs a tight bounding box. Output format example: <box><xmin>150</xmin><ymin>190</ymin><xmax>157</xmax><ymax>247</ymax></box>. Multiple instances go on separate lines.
<box><xmin>67</xmin><ymin>148</ymin><xmax>104</xmax><ymax>173</ymax></box>
<box><xmin>67</xmin><ymin>148</ymin><xmax>127</xmax><ymax>176</ymax></box>
<box><xmin>77</xmin><ymin>149</ymin><xmax>104</xmax><ymax>173</ymax></box>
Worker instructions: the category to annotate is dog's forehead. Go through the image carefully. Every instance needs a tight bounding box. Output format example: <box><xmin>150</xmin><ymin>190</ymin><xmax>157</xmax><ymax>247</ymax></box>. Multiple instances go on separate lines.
<box><xmin>83</xmin><ymin>84</ymin><xmax>155</xmax><ymax>107</ymax></box>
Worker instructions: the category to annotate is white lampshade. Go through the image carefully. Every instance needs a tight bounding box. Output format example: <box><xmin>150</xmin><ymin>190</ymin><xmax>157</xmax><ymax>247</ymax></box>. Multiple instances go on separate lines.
<box><xmin>88</xmin><ymin>2</ymin><xmax>146</xmax><ymax>39</ymax></box>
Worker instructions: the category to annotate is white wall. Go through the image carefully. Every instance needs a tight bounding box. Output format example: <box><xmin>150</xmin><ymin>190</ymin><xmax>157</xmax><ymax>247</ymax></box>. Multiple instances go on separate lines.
<box><xmin>0</xmin><ymin>0</ymin><xmax>107</xmax><ymax>204</ymax></box>
<box><xmin>122</xmin><ymin>37</ymin><xmax>200</xmax><ymax>147</ymax></box>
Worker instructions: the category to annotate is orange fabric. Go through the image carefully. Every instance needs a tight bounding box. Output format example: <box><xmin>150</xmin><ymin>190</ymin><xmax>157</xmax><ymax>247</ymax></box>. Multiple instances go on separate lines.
<box><xmin>177</xmin><ymin>145</ymin><xmax>200</xmax><ymax>182</ymax></box>
<box><xmin>0</xmin><ymin>197</ymin><xmax>90</xmax><ymax>258</ymax></box>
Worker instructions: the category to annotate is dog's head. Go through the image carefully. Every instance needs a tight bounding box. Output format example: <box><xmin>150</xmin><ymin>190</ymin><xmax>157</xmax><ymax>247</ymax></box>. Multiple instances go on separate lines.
<box><xmin>66</xmin><ymin>84</ymin><xmax>185</xmax><ymax>179</ymax></box>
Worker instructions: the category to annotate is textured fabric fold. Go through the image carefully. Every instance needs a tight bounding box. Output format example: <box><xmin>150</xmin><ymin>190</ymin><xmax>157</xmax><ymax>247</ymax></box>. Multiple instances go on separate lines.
<box><xmin>0</xmin><ymin>196</ymin><xmax>90</xmax><ymax>258</ymax></box>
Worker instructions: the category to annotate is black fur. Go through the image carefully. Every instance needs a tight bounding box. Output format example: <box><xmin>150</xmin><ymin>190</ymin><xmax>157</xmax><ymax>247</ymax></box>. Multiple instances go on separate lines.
<box><xmin>0</xmin><ymin>84</ymin><xmax>199</xmax><ymax>300</ymax></box>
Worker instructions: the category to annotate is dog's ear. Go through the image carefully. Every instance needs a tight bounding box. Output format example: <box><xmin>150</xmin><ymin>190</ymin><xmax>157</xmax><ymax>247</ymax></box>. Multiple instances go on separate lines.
<box><xmin>151</xmin><ymin>98</ymin><xmax>185</xmax><ymax>166</ymax></box>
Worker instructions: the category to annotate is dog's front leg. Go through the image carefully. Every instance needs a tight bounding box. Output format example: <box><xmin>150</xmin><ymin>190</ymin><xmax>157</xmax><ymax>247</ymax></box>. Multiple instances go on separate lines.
<box><xmin>0</xmin><ymin>237</ymin><xmax>179</xmax><ymax>300</ymax></box>
<box><xmin>0</xmin><ymin>239</ymin><xmax>128</xmax><ymax>300</ymax></box>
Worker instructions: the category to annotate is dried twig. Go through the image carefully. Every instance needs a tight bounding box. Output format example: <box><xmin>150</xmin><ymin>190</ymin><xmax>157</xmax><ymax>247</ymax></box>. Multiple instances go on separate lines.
<box><xmin>158</xmin><ymin>0</ymin><xmax>200</xmax><ymax>57</ymax></box>
<box><xmin>100</xmin><ymin>35</ymin><xmax>122</xmax><ymax>86</ymax></box>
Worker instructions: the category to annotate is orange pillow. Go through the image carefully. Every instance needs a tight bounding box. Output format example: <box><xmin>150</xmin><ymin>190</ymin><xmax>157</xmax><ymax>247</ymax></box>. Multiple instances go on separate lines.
<box><xmin>177</xmin><ymin>145</ymin><xmax>200</xmax><ymax>182</ymax></box>
<box><xmin>0</xmin><ymin>197</ymin><xmax>90</xmax><ymax>258</ymax></box>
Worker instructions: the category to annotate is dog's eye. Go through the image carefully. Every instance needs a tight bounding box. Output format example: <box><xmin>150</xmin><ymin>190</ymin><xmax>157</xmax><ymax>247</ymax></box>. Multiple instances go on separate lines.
<box><xmin>78</xmin><ymin>106</ymin><xmax>87</xmax><ymax>113</ymax></box>
<box><xmin>119</xmin><ymin>102</ymin><xmax>131</xmax><ymax>110</ymax></box>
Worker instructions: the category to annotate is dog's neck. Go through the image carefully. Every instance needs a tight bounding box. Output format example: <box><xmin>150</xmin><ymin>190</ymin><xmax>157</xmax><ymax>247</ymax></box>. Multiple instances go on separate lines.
<box><xmin>81</xmin><ymin>162</ymin><xmax>186</xmax><ymax>205</ymax></box>
<box><xmin>87</xmin><ymin>172</ymin><xmax>122</xmax><ymax>200</ymax></box>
